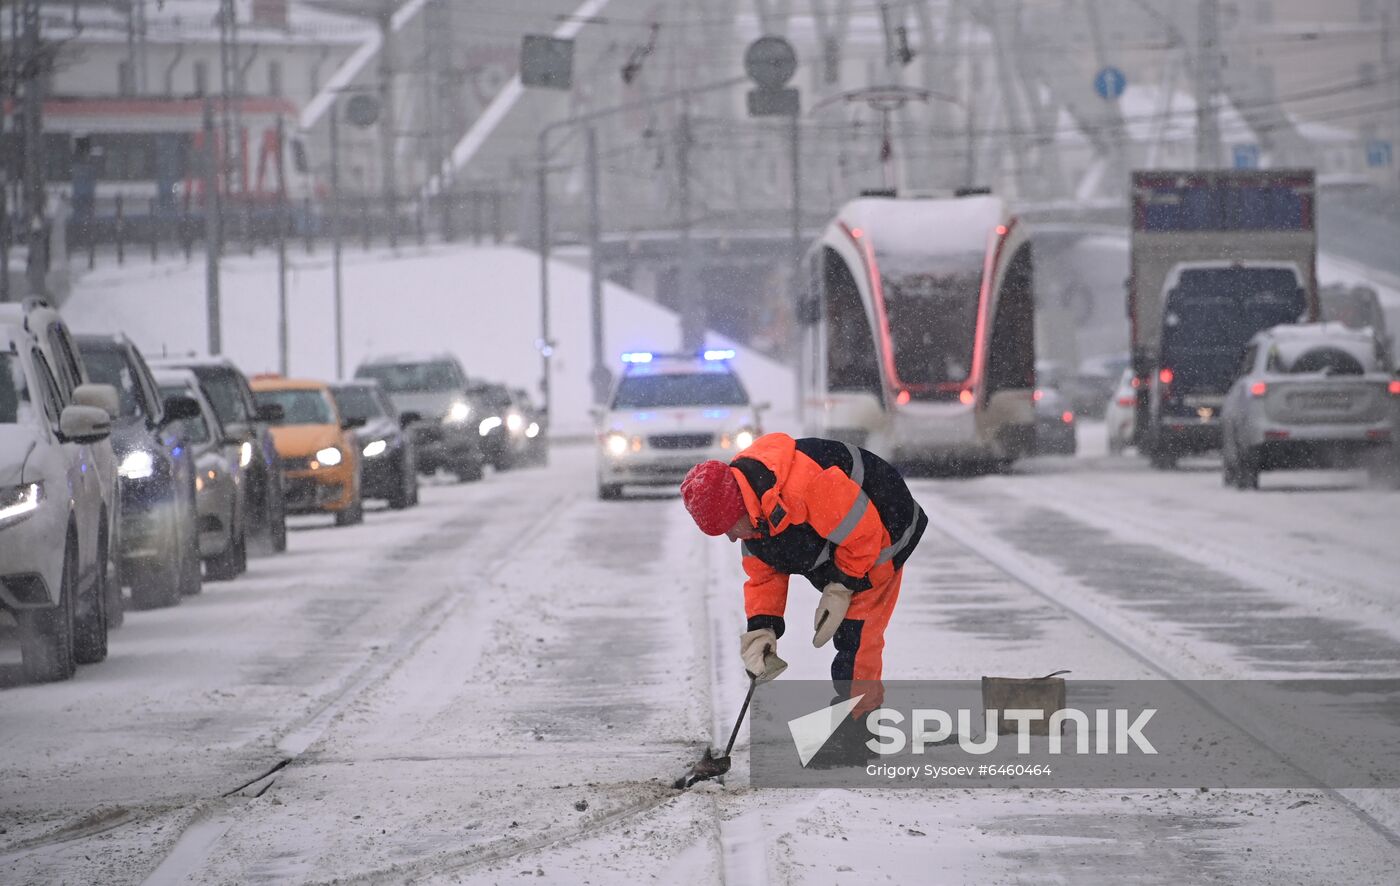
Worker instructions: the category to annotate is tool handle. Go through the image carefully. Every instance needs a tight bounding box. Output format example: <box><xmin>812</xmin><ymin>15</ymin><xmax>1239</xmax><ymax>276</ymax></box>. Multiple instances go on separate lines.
<box><xmin>723</xmin><ymin>676</ymin><xmax>758</xmax><ymax>758</ymax></box>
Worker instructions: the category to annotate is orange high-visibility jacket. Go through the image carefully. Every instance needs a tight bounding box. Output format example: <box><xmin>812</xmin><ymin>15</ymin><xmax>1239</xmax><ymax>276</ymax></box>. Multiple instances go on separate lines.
<box><xmin>731</xmin><ymin>433</ymin><xmax>926</xmax><ymax>636</ymax></box>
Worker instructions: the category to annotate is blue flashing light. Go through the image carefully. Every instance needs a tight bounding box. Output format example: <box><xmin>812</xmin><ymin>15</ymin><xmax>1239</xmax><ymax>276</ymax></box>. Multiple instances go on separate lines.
<box><xmin>621</xmin><ymin>352</ymin><xmax>654</xmax><ymax>364</ymax></box>
<box><xmin>703</xmin><ymin>349</ymin><xmax>736</xmax><ymax>361</ymax></box>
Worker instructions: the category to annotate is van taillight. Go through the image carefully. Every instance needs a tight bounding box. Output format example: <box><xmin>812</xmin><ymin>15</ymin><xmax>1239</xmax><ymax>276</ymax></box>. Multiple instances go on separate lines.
<box><xmin>1389</xmin><ymin>380</ymin><xmax>1400</xmax><ymax>396</ymax></box>
<box><xmin>1250</xmin><ymin>381</ymin><xmax>1267</xmax><ymax>397</ymax></box>
<box><xmin>1158</xmin><ymin>368</ymin><xmax>1174</xmax><ymax>385</ymax></box>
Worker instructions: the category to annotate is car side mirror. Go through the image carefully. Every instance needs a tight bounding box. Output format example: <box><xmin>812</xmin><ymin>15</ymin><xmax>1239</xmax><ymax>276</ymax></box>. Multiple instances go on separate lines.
<box><xmin>73</xmin><ymin>383</ymin><xmax>119</xmax><ymax>419</ymax></box>
<box><xmin>59</xmin><ymin>404</ymin><xmax>111</xmax><ymax>443</ymax></box>
<box><xmin>256</xmin><ymin>402</ymin><xmax>284</xmax><ymax>423</ymax></box>
<box><xmin>341</xmin><ymin>415</ymin><xmax>367</xmax><ymax>430</ymax></box>
<box><xmin>160</xmin><ymin>395</ymin><xmax>202</xmax><ymax>426</ymax></box>
<box><xmin>398</xmin><ymin>411</ymin><xmax>421</xmax><ymax>429</ymax></box>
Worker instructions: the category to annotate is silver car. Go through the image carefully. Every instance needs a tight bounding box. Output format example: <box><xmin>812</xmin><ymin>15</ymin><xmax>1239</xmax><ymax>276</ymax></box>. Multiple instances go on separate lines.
<box><xmin>154</xmin><ymin>370</ymin><xmax>247</xmax><ymax>581</ymax></box>
<box><xmin>1221</xmin><ymin>323</ymin><xmax>1400</xmax><ymax>489</ymax></box>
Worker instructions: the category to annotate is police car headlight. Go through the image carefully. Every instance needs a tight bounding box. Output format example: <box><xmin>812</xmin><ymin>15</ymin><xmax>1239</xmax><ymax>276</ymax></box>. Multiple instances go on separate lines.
<box><xmin>362</xmin><ymin>439</ymin><xmax>388</xmax><ymax>458</ymax></box>
<box><xmin>316</xmin><ymin>446</ymin><xmax>343</xmax><ymax>467</ymax></box>
<box><xmin>443</xmin><ymin>401</ymin><xmax>471</xmax><ymax>424</ymax></box>
<box><xmin>734</xmin><ymin>429</ymin><xmax>756</xmax><ymax>450</ymax></box>
<box><xmin>605</xmin><ymin>432</ymin><xmax>629</xmax><ymax>457</ymax></box>
<box><xmin>118</xmin><ymin>449</ymin><xmax>156</xmax><ymax>480</ymax></box>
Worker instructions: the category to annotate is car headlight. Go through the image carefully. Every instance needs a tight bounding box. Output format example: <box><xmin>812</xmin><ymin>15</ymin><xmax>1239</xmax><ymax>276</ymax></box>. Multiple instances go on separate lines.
<box><xmin>479</xmin><ymin>416</ymin><xmax>503</xmax><ymax>437</ymax></box>
<box><xmin>118</xmin><ymin>449</ymin><xmax>156</xmax><ymax>480</ymax></box>
<box><xmin>506</xmin><ymin>412</ymin><xmax>524</xmax><ymax>433</ymax></box>
<box><xmin>443</xmin><ymin>401</ymin><xmax>471</xmax><ymax>424</ymax></box>
<box><xmin>734</xmin><ymin>429</ymin><xmax>756</xmax><ymax>450</ymax></box>
<box><xmin>605</xmin><ymin>431</ymin><xmax>629</xmax><ymax>457</ymax></box>
<box><xmin>316</xmin><ymin>446</ymin><xmax>343</xmax><ymax>467</ymax></box>
<box><xmin>0</xmin><ymin>482</ymin><xmax>43</xmax><ymax>528</ymax></box>
<box><xmin>363</xmin><ymin>439</ymin><xmax>388</xmax><ymax>458</ymax></box>
<box><xmin>239</xmin><ymin>441</ymin><xmax>253</xmax><ymax>468</ymax></box>
<box><xmin>525</xmin><ymin>422</ymin><xmax>540</xmax><ymax>439</ymax></box>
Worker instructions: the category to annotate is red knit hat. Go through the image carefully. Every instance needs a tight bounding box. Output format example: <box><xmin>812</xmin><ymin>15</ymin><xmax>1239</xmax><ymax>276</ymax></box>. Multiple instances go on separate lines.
<box><xmin>680</xmin><ymin>460</ymin><xmax>748</xmax><ymax>536</ymax></box>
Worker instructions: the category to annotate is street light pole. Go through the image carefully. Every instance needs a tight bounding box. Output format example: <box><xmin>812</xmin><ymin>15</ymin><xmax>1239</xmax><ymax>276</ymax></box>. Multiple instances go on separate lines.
<box><xmin>330</xmin><ymin>104</ymin><xmax>345</xmax><ymax>378</ymax></box>
<box><xmin>585</xmin><ymin>126</ymin><xmax>608</xmax><ymax>404</ymax></box>
<box><xmin>276</xmin><ymin>113</ymin><xmax>289</xmax><ymax>375</ymax></box>
<box><xmin>532</xmin><ymin>75</ymin><xmax>746</xmax><ymax>418</ymax></box>
<box><xmin>202</xmin><ymin>101</ymin><xmax>222</xmax><ymax>355</ymax></box>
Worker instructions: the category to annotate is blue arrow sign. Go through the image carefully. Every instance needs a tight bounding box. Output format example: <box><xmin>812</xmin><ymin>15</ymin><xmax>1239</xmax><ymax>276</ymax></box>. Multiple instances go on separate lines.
<box><xmin>1094</xmin><ymin>66</ymin><xmax>1126</xmax><ymax>100</ymax></box>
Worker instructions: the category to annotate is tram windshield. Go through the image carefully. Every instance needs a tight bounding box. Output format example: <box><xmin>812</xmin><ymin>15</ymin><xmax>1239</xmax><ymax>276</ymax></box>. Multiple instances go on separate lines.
<box><xmin>877</xmin><ymin>250</ymin><xmax>985</xmax><ymax>387</ymax></box>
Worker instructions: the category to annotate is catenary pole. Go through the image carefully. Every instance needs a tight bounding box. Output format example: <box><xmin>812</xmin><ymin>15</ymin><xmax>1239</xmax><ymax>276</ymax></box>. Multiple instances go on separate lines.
<box><xmin>203</xmin><ymin>101</ymin><xmax>222</xmax><ymax>355</ymax></box>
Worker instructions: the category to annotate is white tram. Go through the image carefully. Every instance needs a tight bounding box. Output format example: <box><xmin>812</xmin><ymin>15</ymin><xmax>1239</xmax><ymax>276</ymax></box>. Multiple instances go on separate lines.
<box><xmin>799</xmin><ymin>192</ymin><xmax>1036</xmax><ymax>467</ymax></box>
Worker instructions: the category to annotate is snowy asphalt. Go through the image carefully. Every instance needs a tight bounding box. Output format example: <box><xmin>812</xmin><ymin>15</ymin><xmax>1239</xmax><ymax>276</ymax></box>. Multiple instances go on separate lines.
<box><xmin>3</xmin><ymin>433</ymin><xmax>1400</xmax><ymax>884</ymax></box>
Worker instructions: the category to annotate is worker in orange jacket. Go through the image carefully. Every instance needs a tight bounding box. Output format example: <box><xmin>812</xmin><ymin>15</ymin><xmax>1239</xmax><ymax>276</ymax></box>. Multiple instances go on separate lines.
<box><xmin>681</xmin><ymin>433</ymin><xmax>926</xmax><ymax>716</ymax></box>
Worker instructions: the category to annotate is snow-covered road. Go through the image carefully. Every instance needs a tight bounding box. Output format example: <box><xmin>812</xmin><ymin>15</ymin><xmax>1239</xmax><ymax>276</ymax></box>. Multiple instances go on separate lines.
<box><xmin>4</xmin><ymin>437</ymin><xmax>1400</xmax><ymax>884</ymax></box>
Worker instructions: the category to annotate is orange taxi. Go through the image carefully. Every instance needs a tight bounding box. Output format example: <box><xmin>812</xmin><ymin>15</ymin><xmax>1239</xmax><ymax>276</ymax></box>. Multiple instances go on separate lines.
<box><xmin>249</xmin><ymin>376</ymin><xmax>364</xmax><ymax>526</ymax></box>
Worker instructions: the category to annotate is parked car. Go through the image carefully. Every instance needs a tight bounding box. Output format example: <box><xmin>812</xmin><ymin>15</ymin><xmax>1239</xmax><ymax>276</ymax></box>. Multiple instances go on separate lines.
<box><xmin>251</xmin><ymin>376</ymin><xmax>364</xmax><ymax>526</ymax></box>
<box><xmin>0</xmin><ymin>317</ymin><xmax>114</xmax><ymax>681</ymax></box>
<box><xmin>1032</xmin><ymin>386</ymin><xmax>1077</xmax><ymax>456</ymax></box>
<box><xmin>595</xmin><ymin>350</ymin><xmax>764</xmax><ymax>500</ymax></box>
<box><xmin>1104</xmin><ymin>368</ymin><xmax>1137</xmax><ymax>455</ymax></box>
<box><xmin>153</xmin><ymin>357</ymin><xmax>287</xmax><ymax>552</ymax></box>
<box><xmin>155</xmin><ymin>369</ymin><xmax>248</xmax><ymax>581</ymax></box>
<box><xmin>353</xmin><ymin>354</ymin><xmax>485</xmax><ymax>482</ymax></box>
<box><xmin>77</xmin><ymin>335</ymin><xmax>204</xmax><ymax>607</ymax></box>
<box><xmin>512</xmin><ymin>387</ymin><xmax>548</xmax><ymax>466</ymax></box>
<box><xmin>1</xmin><ymin>298</ymin><xmax>118</xmax><ymax>649</ymax></box>
<box><xmin>470</xmin><ymin>381</ymin><xmax>531</xmax><ymax>471</ymax></box>
<box><xmin>329</xmin><ymin>380</ymin><xmax>418</xmax><ymax>510</ymax></box>
<box><xmin>1222</xmin><ymin>323</ymin><xmax>1400</xmax><ymax>489</ymax></box>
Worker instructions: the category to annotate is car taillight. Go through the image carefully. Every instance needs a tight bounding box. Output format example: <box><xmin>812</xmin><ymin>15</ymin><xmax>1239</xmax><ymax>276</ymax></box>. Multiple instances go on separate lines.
<box><xmin>1061</xmin><ymin>411</ymin><xmax>1074</xmax><ymax>424</ymax></box>
<box><xmin>1389</xmin><ymin>380</ymin><xmax>1400</xmax><ymax>396</ymax></box>
<box><xmin>1033</xmin><ymin>389</ymin><xmax>1044</xmax><ymax>402</ymax></box>
<box><xmin>1158</xmin><ymin>367</ymin><xmax>1174</xmax><ymax>386</ymax></box>
<box><xmin>1116</xmin><ymin>397</ymin><xmax>1134</xmax><ymax>407</ymax></box>
<box><xmin>1250</xmin><ymin>381</ymin><xmax>1267</xmax><ymax>397</ymax></box>
<box><xmin>1265</xmin><ymin>430</ymin><xmax>1290</xmax><ymax>440</ymax></box>
<box><xmin>959</xmin><ymin>389</ymin><xmax>974</xmax><ymax>405</ymax></box>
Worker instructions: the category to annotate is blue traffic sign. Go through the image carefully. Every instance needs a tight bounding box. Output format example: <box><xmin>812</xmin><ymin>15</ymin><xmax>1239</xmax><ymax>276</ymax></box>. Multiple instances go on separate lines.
<box><xmin>1094</xmin><ymin>66</ymin><xmax>1126</xmax><ymax>100</ymax></box>
<box><xmin>1232</xmin><ymin>144</ymin><xmax>1261</xmax><ymax>169</ymax></box>
<box><xmin>1367</xmin><ymin>140</ymin><xmax>1393</xmax><ymax>168</ymax></box>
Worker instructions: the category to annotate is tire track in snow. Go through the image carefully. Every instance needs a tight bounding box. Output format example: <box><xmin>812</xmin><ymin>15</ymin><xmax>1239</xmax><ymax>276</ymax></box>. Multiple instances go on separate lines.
<box><xmin>136</xmin><ymin>483</ymin><xmax>581</xmax><ymax>885</ymax></box>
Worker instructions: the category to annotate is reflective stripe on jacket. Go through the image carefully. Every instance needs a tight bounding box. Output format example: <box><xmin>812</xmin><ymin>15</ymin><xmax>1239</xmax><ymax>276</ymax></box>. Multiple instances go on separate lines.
<box><xmin>731</xmin><ymin>434</ymin><xmax>926</xmax><ymax>633</ymax></box>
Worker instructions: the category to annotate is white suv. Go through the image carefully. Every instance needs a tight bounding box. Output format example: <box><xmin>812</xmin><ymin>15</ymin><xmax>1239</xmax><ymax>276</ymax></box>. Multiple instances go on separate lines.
<box><xmin>1</xmin><ymin>318</ymin><xmax>114</xmax><ymax>682</ymax></box>
<box><xmin>594</xmin><ymin>350</ymin><xmax>766</xmax><ymax>500</ymax></box>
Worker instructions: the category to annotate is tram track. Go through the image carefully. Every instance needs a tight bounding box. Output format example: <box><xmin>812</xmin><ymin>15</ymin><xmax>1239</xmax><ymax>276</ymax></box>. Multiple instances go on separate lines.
<box><xmin>916</xmin><ymin>484</ymin><xmax>1400</xmax><ymax>852</ymax></box>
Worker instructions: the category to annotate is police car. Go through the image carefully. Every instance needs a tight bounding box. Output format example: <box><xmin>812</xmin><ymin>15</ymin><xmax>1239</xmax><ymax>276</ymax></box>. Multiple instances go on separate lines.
<box><xmin>594</xmin><ymin>350</ymin><xmax>766</xmax><ymax>500</ymax></box>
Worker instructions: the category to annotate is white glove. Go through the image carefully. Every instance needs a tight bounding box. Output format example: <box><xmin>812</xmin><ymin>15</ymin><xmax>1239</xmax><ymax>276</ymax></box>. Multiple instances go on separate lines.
<box><xmin>812</xmin><ymin>583</ymin><xmax>853</xmax><ymax>647</ymax></box>
<box><xmin>739</xmin><ymin>628</ymin><xmax>787</xmax><ymax>683</ymax></box>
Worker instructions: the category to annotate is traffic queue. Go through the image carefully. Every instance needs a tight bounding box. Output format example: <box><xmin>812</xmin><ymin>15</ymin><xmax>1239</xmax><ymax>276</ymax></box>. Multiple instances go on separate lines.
<box><xmin>0</xmin><ymin>297</ymin><xmax>546</xmax><ymax>684</ymax></box>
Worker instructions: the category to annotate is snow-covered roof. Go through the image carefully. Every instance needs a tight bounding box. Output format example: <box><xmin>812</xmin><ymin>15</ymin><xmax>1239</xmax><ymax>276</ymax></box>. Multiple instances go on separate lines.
<box><xmin>1260</xmin><ymin>321</ymin><xmax>1376</xmax><ymax>342</ymax></box>
<box><xmin>838</xmin><ymin>195</ymin><xmax>1006</xmax><ymax>257</ymax></box>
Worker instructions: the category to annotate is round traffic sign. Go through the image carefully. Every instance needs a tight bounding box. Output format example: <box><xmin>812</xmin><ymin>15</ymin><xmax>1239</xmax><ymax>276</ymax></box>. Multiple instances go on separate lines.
<box><xmin>744</xmin><ymin>36</ymin><xmax>797</xmax><ymax>89</ymax></box>
<box><xmin>1093</xmin><ymin>66</ymin><xmax>1126</xmax><ymax>101</ymax></box>
<box><xmin>344</xmin><ymin>94</ymin><xmax>381</xmax><ymax>128</ymax></box>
